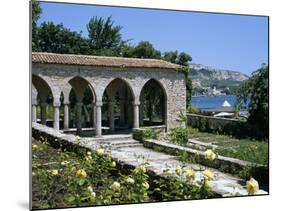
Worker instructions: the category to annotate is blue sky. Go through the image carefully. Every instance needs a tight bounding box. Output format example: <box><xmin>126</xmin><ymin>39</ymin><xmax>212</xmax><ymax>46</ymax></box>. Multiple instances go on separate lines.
<box><xmin>38</xmin><ymin>2</ymin><xmax>268</xmax><ymax>75</ymax></box>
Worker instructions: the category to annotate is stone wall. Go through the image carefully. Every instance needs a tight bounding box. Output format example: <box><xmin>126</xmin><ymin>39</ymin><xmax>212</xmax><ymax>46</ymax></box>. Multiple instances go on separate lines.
<box><xmin>186</xmin><ymin>113</ymin><xmax>241</xmax><ymax>132</ymax></box>
<box><xmin>32</xmin><ymin>63</ymin><xmax>186</xmax><ymax>130</ymax></box>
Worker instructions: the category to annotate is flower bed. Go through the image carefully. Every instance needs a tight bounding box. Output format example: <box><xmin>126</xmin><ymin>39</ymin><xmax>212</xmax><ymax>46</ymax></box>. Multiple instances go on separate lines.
<box><xmin>32</xmin><ymin>129</ymin><xmax>217</xmax><ymax>209</ymax></box>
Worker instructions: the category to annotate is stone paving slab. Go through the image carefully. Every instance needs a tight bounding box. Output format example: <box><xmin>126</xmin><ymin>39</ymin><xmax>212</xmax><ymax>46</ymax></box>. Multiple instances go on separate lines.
<box><xmin>32</xmin><ymin>123</ymin><xmax>268</xmax><ymax>197</ymax></box>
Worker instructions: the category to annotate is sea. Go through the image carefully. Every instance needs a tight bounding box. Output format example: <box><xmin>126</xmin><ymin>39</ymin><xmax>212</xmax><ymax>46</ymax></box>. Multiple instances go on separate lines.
<box><xmin>190</xmin><ymin>95</ymin><xmax>241</xmax><ymax>111</ymax></box>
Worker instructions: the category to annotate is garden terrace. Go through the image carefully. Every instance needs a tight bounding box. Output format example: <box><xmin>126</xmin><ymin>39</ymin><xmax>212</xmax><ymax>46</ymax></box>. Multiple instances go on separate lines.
<box><xmin>32</xmin><ymin>123</ymin><xmax>268</xmax><ymax>198</ymax></box>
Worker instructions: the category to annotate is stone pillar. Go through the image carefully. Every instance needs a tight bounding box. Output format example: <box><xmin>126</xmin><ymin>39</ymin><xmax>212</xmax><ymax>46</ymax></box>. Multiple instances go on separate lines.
<box><xmin>133</xmin><ymin>102</ymin><xmax>140</xmax><ymax>129</ymax></box>
<box><xmin>108</xmin><ymin>99</ymin><xmax>115</xmax><ymax>133</ymax></box>
<box><xmin>76</xmin><ymin>102</ymin><xmax>83</xmax><ymax>134</ymax></box>
<box><xmin>53</xmin><ymin>105</ymin><xmax>60</xmax><ymax>130</ymax></box>
<box><xmin>119</xmin><ymin>99</ymin><xmax>125</xmax><ymax>126</ymax></box>
<box><xmin>32</xmin><ymin>103</ymin><xmax>37</xmax><ymax>123</ymax></box>
<box><xmin>92</xmin><ymin>103</ymin><xmax>96</xmax><ymax>128</ymax></box>
<box><xmin>95</xmin><ymin>101</ymin><xmax>102</xmax><ymax>137</ymax></box>
<box><xmin>127</xmin><ymin>101</ymin><xmax>132</xmax><ymax>127</ymax></box>
<box><xmin>63</xmin><ymin>103</ymin><xmax>69</xmax><ymax>130</ymax></box>
<box><xmin>139</xmin><ymin>102</ymin><xmax>144</xmax><ymax>126</ymax></box>
<box><xmin>40</xmin><ymin>102</ymin><xmax>47</xmax><ymax>125</ymax></box>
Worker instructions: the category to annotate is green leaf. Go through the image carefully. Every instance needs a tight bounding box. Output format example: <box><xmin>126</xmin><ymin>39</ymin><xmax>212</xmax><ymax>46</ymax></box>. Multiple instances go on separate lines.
<box><xmin>78</xmin><ymin>178</ymin><xmax>85</xmax><ymax>186</ymax></box>
<box><xmin>67</xmin><ymin>196</ymin><xmax>76</xmax><ymax>203</ymax></box>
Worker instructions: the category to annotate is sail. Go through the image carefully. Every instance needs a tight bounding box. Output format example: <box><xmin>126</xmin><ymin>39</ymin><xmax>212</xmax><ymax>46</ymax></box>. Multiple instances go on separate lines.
<box><xmin>222</xmin><ymin>100</ymin><xmax>231</xmax><ymax>107</ymax></box>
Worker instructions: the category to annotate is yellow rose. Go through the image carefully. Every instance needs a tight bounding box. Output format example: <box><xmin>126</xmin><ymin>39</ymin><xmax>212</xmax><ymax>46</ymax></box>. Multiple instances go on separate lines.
<box><xmin>203</xmin><ymin>179</ymin><xmax>212</xmax><ymax>190</ymax></box>
<box><xmin>91</xmin><ymin>192</ymin><xmax>96</xmax><ymax>198</ymax></box>
<box><xmin>203</xmin><ymin>169</ymin><xmax>214</xmax><ymax>180</ymax></box>
<box><xmin>61</xmin><ymin>161</ymin><xmax>70</xmax><ymax>166</ymax></box>
<box><xmin>87</xmin><ymin>186</ymin><xmax>94</xmax><ymax>193</ymax></box>
<box><xmin>142</xmin><ymin>182</ymin><xmax>150</xmax><ymax>190</ymax></box>
<box><xmin>111</xmin><ymin>161</ymin><xmax>116</xmax><ymax>167</ymax></box>
<box><xmin>51</xmin><ymin>169</ymin><xmax>59</xmax><ymax>176</ymax></box>
<box><xmin>87</xmin><ymin>151</ymin><xmax>92</xmax><ymax>156</ymax></box>
<box><xmin>32</xmin><ymin>144</ymin><xmax>39</xmax><ymax>150</ymax></box>
<box><xmin>76</xmin><ymin>169</ymin><xmax>87</xmax><ymax>178</ymax></box>
<box><xmin>204</xmin><ymin>149</ymin><xmax>216</xmax><ymax>161</ymax></box>
<box><xmin>85</xmin><ymin>155</ymin><xmax>92</xmax><ymax>162</ymax></box>
<box><xmin>96</xmin><ymin>148</ymin><xmax>105</xmax><ymax>155</ymax></box>
<box><xmin>175</xmin><ymin>165</ymin><xmax>182</xmax><ymax>176</ymax></box>
<box><xmin>134</xmin><ymin>165</ymin><xmax>146</xmax><ymax>174</ymax></box>
<box><xmin>125</xmin><ymin>177</ymin><xmax>135</xmax><ymax>184</ymax></box>
<box><xmin>246</xmin><ymin>177</ymin><xmax>259</xmax><ymax>195</ymax></box>
<box><xmin>186</xmin><ymin>169</ymin><xmax>196</xmax><ymax>180</ymax></box>
<box><xmin>110</xmin><ymin>181</ymin><xmax>121</xmax><ymax>191</ymax></box>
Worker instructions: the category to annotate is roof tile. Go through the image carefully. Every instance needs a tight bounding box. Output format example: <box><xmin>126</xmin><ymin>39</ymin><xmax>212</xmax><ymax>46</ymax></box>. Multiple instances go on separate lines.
<box><xmin>32</xmin><ymin>52</ymin><xmax>182</xmax><ymax>70</ymax></box>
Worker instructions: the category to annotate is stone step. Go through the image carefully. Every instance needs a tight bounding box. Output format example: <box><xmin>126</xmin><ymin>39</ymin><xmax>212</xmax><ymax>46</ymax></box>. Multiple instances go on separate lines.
<box><xmin>92</xmin><ymin>135</ymin><xmax>133</xmax><ymax>142</ymax></box>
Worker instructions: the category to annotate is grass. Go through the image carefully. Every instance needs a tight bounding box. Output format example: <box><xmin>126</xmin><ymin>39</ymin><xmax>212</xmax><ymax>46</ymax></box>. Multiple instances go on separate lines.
<box><xmin>187</xmin><ymin>127</ymin><xmax>268</xmax><ymax>165</ymax></box>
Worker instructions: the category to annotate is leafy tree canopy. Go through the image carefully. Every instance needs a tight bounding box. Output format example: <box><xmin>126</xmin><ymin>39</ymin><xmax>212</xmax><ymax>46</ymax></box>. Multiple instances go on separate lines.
<box><xmin>121</xmin><ymin>41</ymin><xmax>161</xmax><ymax>59</ymax></box>
<box><xmin>236</xmin><ymin>65</ymin><xmax>269</xmax><ymax>141</ymax></box>
<box><xmin>87</xmin><ymin>16</ymin><xmax>126</xmax><ymax>55</ymax></box>
<box><xmin>36</xmin><ymin>22</ymin><xmax>90</xmax><ymax>54</ymax></box>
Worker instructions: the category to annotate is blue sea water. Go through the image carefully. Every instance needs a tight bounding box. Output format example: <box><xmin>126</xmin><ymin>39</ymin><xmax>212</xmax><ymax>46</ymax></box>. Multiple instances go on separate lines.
<box><xmin>190</xmin><ymin>95</ymin><xmax>238</xmax><ymax>109</ymax></box>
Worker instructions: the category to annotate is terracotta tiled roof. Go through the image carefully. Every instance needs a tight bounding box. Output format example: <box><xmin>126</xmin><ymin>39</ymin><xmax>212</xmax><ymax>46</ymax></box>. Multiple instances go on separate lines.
<box><xmin>32</xmin><ymin>52</ymin><xmax>182</xmax><ymax>70</ymax></box>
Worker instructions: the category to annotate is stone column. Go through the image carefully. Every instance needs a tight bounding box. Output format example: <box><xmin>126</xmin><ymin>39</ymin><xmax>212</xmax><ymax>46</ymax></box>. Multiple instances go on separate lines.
<box><xmin>139</xmin><ymin>102</ymin><xmax>144</xmax><ymax>126</ymax></box>
<box><xmin>133</xmin><ymin>102</ymin><xmax>140</xmax><ymax>129</ymax></box>
<box><xmin>92</xmin><ymin>103</ymin><xmax>96</xmax><ymax>128</ymax></box>
<box><xmin>32</xmin><ymin>103</ymin><xmax>37</xmax><ymax>123</ymax></box>
<box><xmin>119</xmin><ymin>99</ymin><xmax>125</xmax><ymax>126</ymax></box>
<box><xmin>127</xmin><ymin>101</ymin><xmax>132</xmax><ymax>127</ymax></box>
<box><xmin>40</xmin><ymin>102</ymin><xmax>47</xmax><ymax>125</ymax></box>
<box><xmin>108</xmin><ymin>99</ymin><xmax>115</xmax><ymax>133</ymax></box>
<box><xmin>76</xmin><ymin>102</ymin><xmax>83</xmax><ymax>134</ymax></box>
<box><xmin>53</xmin><ymin>105</ymin><xmax>60</xmax><ymax>130</ymax></box>
<box><xmin>95</xmin><ymin>101</ymin><xmax>102</xmax><ymax>137</ymax></box>
<box><xmin>63</xmin><ymin>103</ymin><xmax>69</xmax><ymax>130</ymax></box>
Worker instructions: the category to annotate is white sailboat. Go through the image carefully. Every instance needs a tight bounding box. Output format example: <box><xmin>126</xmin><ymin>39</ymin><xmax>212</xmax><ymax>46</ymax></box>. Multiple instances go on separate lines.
<box><xmin>222</xmin><ymin>100</ymin><xmax>231</xmax><ymax>107</ymax></box>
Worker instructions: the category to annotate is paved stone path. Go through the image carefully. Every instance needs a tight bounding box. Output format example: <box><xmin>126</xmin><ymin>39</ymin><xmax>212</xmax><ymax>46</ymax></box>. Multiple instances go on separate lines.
<box><xmin>87</xmin><ymin>136</ymin><xmax>267</xmax><ymax>196</ymax></box>
<box><xmin>32</xmin><ymin>123</ymin><xmax>267</xmax><ymax>197</ymax></box>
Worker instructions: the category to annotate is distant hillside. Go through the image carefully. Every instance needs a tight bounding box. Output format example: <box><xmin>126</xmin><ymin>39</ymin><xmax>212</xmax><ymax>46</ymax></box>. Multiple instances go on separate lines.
<box><xmin>189</xmin><ymin>63</ymin><xmax>249</xmax><ymax>96</ymax></box>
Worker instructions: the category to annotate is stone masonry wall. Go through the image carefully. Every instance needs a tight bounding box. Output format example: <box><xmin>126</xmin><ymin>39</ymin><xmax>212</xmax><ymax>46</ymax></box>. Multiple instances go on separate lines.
<box><xmin>32</xmin><ymin>63</ymin><xmax>186</xmax><ymax>130</ymax></box>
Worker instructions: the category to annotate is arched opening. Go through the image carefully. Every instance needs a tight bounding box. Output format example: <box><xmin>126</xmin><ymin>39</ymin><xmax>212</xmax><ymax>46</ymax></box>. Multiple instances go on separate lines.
<box><xmin>32</xmin><ymin>74</ymin><xmax>55</xmax><ymax>127</ymax></box>
<box><xmin>140</xmin><ymin>79</ymin><xmax>167</xmax><ymax>128</ymax></box>
<box><xmin>66</xmin><ymin>76</ymin><xmax>96</xmax><ymax>136</ymax></box>
<box><xmin>102</xmin><ymin>78</ymin><xmax>134</xmax><ymax>134</ymax></box>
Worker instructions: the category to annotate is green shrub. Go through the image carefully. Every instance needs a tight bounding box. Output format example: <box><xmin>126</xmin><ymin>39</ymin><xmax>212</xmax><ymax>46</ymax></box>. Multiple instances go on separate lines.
<box><xmin>188</xmin><ymin>105</ymin><xmax>200</xmax><ymax>114</ymax></box>
<box><xmin>132</xmin><ymin>129</ymin><xmax>143</xmax><ymax>141</ymax></box>
<box><xmin>169</xmin><ymin>127</ymin><xmax>188</xmax><ymax>145</ymax></box>
<box><xmin>133</xmin><ymin>128</ymin><xmax>160</xmax><ymax>141</ymax></box>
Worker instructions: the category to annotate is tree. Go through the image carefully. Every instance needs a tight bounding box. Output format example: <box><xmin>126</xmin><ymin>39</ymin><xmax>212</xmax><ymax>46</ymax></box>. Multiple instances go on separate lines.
<box><xmin>177</xmin><ymin>52</ymin><xmax>192</xmax><ymax>66</ymax></box>
<box><xmin>163</xmin><ymin>51</ymin><xmax>178</xmax><ymax>64</ymax></box>
<box><xmin>87</xmin><ymin>16</ymin><xmax>126</xmax><ymax>55</ymax></box>
<box><xmin>31</xmin><ymin>0</ymin><xmax>42</xmax><ymax>51</ymax></box>
<box><xmin>163</xmin><ymin>51</ymin><xmax>193</xmax><ymax>107</ymax></box>
<box><xmin>236</xmin><ymin>65</ymin><xmax>269</xmax><ymax>141</ymax></box>
<box><xmin>121</xmin><ymin>41</ymin><xmax>162</xmax><ymax>59</ymax></box>
<box><xmin>37</xmin><ymin>22</ymin><xmax>90</xmax><ymax>54</ymax></box>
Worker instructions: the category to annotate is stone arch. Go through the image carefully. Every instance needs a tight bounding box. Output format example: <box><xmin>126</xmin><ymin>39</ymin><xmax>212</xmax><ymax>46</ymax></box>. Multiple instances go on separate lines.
<box><xmin>139</xmin><ymin>78</ymin><xmax>168</xmax><ymax>100</ymax></box>
<box><xmin>100</xmin><ymin>77</ymin><xmax>136</xmax><ymax>103</ymax></box>
<box><xmin>102</xmin><ymin>78</ymin><xmax>135</xmax><ymax>133</ymax></box>
<box><xmin>32</xmin><ymin>74</ymin><xmax>55</xmax><ymax>103</ymax></box>
<box><xmin>59</xmin><ymin>76</ymin><xmax>97</xmax><ymax>104</ymax></box>
<box><xmin>59</xmin><ymin>76</ymin><xmax>98</xmax><ymax>135</ymax></box>
<box><xmin>32</xmin><ymin>74</ymin><xmax>57</xmax><ymax>127</ymax></box>
<box><xmin>61</xmin><ymin>76</ymin><xmax>97</xmax><ymax>103</ymax></box>
<box><xmin>139</xmin><ymin>78</ymin><xmax>168</xmax><ymax>128</ymax></box>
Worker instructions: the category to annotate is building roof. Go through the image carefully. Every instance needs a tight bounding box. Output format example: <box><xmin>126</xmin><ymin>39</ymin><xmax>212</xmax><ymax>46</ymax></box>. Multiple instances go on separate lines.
<box><xmin>32</xmin><ymin>52</ymin><xmax>182</xmax><ymax>70</ymax></box>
